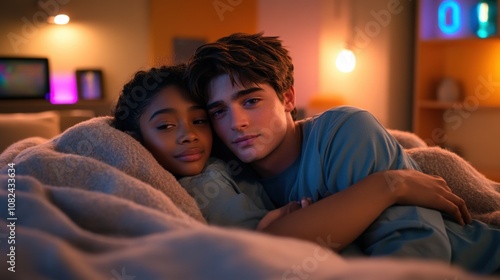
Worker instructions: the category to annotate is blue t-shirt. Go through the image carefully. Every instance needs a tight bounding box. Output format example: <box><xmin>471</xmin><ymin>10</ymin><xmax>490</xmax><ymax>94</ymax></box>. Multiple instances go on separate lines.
<box><xmin>261</xmin><ymin>106</ymin><xmax>454</xmax><ymax>261</ymax></box>
<box><xmin>259</xmin><ymin>106</ymin><xmax>500</xmax><ymax>274</ymax></box>
<box><xmin>262</xmin><ymin>106</ymin><xmax>421</xmax><ymax>206</ymax></box>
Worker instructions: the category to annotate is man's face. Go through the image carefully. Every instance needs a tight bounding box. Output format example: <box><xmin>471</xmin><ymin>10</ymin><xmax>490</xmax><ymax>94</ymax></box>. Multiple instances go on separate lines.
<box><xmin>207</xmin><ymin>74</ymin><xmax>295</xmax><ymax>164</ymax></box>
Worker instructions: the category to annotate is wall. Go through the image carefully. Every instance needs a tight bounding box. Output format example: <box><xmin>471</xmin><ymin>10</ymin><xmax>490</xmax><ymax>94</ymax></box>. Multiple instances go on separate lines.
<box><xmin>0</xmin><ymin>0</ymin><xmax>150</xmax><ymax>104</ymax></box>
<box><xmin>149</xmin><ymin>0</ymin><xmax>257</xmax><ymax>66</ymax></box>
<box><xmin>258</xmin><ymin>0</ymin><xmax>322</xmax><ymax>112</ymax></box>
<box><xmin>1</xmin><ymin>0</ymin><xmax>414</xmax><ymax>130</ymax></box>
<box><xmin>258</xmin><ymin>0</ymin><xmax>415</xmax><ymax>130</ymax></box>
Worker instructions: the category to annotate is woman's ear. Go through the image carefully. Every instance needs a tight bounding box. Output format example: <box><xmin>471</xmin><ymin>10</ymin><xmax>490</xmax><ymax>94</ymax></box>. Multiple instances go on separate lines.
<box><xmin>283</xmin><ymin>87</ymin><xmax>296</xmax><ymax>112</ymax></box>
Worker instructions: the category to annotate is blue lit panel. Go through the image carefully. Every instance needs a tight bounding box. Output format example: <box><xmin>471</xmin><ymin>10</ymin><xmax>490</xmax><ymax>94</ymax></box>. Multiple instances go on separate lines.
<box><xmin>475</xmin><ymin>0</ymin><xmax>497</xmax><ymax>38</ymax></box>
<box><xmin>438</xmin><ymin>0</ymin><xmax>461</xmax><ymax>34</ymax></box>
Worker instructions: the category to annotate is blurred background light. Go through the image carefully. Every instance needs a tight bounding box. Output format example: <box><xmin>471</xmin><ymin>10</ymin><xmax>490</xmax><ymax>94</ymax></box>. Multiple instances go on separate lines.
<box><xmin>47</xmin><ymin>14</ymin><xmax>70</xmax><ymax>25</ymax></box>
<box><xmin>335</xmin><ymin>49</ymin><xmax>356</xmax><ymax>73</ymax></box>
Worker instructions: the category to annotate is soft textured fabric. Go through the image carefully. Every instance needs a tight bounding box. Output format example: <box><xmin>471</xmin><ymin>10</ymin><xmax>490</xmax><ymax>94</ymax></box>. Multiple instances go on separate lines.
<box><xmin>261</xmin><ymin>106</ymin><xmax>500</xmax><ymax>274</ymax></box>
<box><xmin>1</xmin><ymin>175</ymin><xmax>491</xmax><ymax>280</ymax></box>
<box><xmin>388</xmin><ymin>129</ymin><xmax>500</xmax><ymax>226</ymax></box>
<box><xmin>387</xmin><ymin>128</ymin><xmax>429</xmax><ymax>148</ymax></box>
<box><xmin>0</xmin><ymin>116</ymin><xmax>205</xmax><ymax>223</ymax></box>
<box><xmin>178</xmin><ymin>157</ymin><xmax>273</xmax><ymax>229</ymax></box>
<box><xmin>407</xmin><ymin>147</ymin><xmax>500</xmax><ymax>226</ymax></box>
<box><xmin>2</xmin><ymin>116</ymin><xmax>493</xmax><ymax>280</ymax></box>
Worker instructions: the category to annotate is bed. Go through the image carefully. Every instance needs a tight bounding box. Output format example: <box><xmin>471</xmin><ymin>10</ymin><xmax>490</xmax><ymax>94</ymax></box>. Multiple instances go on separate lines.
<box><xmin>0</xmin><ymin>115</ymin><xmax>498</xmax><ymax>279</ymax></box>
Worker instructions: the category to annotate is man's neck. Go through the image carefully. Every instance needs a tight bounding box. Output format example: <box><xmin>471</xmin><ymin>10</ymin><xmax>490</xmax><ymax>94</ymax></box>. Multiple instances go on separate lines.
<box><xmin>251</xmin><ymin>120</ymin><xmax>302</xmax><ymax>179</ymax></box>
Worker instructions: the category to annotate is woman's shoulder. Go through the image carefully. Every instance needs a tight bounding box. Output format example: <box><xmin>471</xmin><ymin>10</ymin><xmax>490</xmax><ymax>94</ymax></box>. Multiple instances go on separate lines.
<box><xmin>178</xmin><ymin>158</ymin><xmax>231</xmax><ymax>186</ymax></box>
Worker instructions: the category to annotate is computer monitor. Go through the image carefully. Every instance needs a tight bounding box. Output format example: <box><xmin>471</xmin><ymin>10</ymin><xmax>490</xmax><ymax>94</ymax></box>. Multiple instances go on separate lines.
<box><xmin>0</xmin><ymin>57</ymin><xmax>50</xmax><ymax>99</ymax></box>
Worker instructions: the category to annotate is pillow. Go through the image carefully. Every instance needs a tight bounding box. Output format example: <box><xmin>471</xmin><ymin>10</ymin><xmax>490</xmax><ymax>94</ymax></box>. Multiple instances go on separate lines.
<box><xmin>58</xmin><ymin>109</ymin><xmax>96</xmax><ymax>131</ymax></box>
<box><xmin>0</xmin><ymin>111</ymin><xmax>61</xmax><ymax>153</ymax></box>
<box><xmin>387</xmin><ymin>129</ymin><xmax>428</xmax><ymax>149</ymax></box>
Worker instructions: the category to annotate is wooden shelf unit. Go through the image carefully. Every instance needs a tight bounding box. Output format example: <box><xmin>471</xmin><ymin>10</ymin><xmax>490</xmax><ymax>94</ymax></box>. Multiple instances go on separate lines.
<box><xmin>414</xmin><ymin>0</ymin><xmax>500</xmax><ymax>181</ymax></box>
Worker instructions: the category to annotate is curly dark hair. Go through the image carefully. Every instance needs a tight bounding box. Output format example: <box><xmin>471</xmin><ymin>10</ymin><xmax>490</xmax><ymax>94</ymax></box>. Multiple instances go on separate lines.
<box><xmin>112</xmin><ymin>64</ymin><xmax>194</xmax><ymax>142</ymax></box>
<box><xmin>185</xmin><ymin>32</ymin><xmax>297</xmax><ymax>119</ymax></box>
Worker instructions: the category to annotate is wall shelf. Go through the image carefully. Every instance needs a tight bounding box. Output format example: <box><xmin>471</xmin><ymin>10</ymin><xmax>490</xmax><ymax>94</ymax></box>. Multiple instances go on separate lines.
<box><xmin>418</xmin><ymin>100</ymin><xmax>500</xmax><ymax>109</ymax></box>
<box><xmin>414</xmin><ymin>0</ymin><xmax>500</xmax><ymax>181</ymax></box>
<box><xmin>419</xmin><ymin>36</ymin><xmax>500</xmax><ymax>45</ymax></box>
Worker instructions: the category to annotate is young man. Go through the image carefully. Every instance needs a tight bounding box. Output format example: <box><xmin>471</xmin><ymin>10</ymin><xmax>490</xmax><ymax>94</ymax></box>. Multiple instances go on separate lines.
<box><xmin>186</xmin><ymin>33</ymin><xmax>500</xmax><ymax>274</ymax></box>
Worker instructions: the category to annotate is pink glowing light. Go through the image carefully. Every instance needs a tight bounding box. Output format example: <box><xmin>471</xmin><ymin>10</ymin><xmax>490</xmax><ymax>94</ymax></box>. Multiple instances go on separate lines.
<box><xmin>50</xmin><ymin>73</ymin><xmax>78</xmax><ymax>104</ymax></box>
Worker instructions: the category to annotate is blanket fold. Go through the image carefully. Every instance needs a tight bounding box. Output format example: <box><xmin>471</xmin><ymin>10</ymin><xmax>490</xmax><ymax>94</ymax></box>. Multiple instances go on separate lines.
<box><xmin>389</xmin><ymin>129</ymin><xmax>500</xmax><ymax>226</ymax></box>
<box><xmin>407</xmin><ymin>147</ymin><xmax>500</xmax><ymax>226</ymax></box>
<box><xmin>0</xmin><ymin>116</ymin><xmax>205</xmax><ymax>224</ymax></box>
<box><xmin>0</xmin><ymin>118</ymin><xmax>496</xmax><ymax>279</ymax></box>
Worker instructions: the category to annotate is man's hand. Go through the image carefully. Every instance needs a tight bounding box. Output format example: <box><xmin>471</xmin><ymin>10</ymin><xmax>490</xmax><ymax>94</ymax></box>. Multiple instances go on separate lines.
<box><xmin>256</xmin><ymin>198</ymin><xmax>312</xmax><ymax>231</ymax></box>
<box><xmin>384</xmin><ymin>169</ymin><xmax>472</xmax><ymax>225</ymax></box>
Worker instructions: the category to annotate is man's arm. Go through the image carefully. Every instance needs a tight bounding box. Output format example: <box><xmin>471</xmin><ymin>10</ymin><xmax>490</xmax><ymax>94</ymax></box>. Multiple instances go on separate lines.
<box><xmin>260</xmin><ymin>169</ymin><xmax>469</xmax><ymax>252</ymax></box>
<box><xmin>320</xmin><ymin>108</ymin><xmax>453</xmax><ymax>260</ymax></box>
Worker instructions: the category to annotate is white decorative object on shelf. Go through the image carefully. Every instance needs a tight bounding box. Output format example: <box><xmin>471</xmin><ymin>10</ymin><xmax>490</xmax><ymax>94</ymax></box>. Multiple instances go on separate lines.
<box><xmin>437</xmin><ymin>78</ymin><xmax>460</xmax><ymax>102</ymax></box>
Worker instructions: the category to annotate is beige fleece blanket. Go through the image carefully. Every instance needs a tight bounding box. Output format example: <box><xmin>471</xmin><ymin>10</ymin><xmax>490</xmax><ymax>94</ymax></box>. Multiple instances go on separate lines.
<box><xmin>3</xmin><ymin>117</ymin><xmax>495</xmax><ymax>279</ymax></box>
<box><xmin>0</xmin><ymin>174</ymin><xmax>488</xmax><ymax>279</ymax></box>
<box><xmin>0</xmin><ymin>117</ymin><xmax>205</xmax><ymax>224</ymax></box>
<box><xmin>389</xmin><ymin>129</ymin><xmax>500</xmax><ymax>226</ymax></box>
<box><xmin>0</xmin><ymin>117</ymin><xmax>498</xmax><ymax>279</ymax></box>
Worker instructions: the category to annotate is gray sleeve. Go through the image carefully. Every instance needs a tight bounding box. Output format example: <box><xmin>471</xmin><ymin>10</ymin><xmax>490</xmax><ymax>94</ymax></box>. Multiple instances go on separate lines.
<box><xmin>178</xmin><ymin>161</ymin><xmax>268</xmax><ymax>230</ymax></box>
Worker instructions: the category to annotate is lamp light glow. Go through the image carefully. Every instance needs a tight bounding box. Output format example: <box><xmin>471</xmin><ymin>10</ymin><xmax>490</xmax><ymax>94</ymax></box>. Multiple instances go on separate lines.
<box><xmin>438</xmin><ymin>0</ymin><xmax>460</xmax><ymax>34</ymax></box>
<box><xmin>335</xmin><ymin>49</ymin><xmax>356</xmax><ymax>73</ymax></box>
<box><xmin>47</xmin><ymin>14</ymin><xmax>70</xmax><ymax>25</ymax></box>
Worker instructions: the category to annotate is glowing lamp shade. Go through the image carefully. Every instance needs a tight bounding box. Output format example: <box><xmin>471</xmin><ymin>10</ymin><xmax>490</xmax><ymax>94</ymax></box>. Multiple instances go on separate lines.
<box><xmin>336</xmin><ymin>49</ymin><xmax>356</xmax><ymax>73</ymax></box>
<box><xmin>438</xmin><ymin>0</ymin><xmax>460</xmax><ymax>34</ymax></box>
<box><xmin>475</xmin><ymin>0</ymin><xmax>497</xmax><ymax>38</ymax></box>
<box><xmin>47</xmin><ymin>14</ymin><xmax>70</xmax><ymax>25</ymax></box>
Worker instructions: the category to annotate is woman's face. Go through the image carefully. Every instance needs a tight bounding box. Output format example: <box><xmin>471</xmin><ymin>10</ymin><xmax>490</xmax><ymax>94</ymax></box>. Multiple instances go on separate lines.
<box><xmin>139</xmin><ymin>85</ymin><xmax>212</xmax><ymax>177</ymax></box>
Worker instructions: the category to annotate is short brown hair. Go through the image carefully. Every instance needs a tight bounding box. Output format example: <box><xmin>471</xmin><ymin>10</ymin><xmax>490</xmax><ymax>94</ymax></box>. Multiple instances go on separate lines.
<box><xmin>186</xmin><ymin>32</ymin><xmax>296</xmax><ymax>118</ymax></box>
